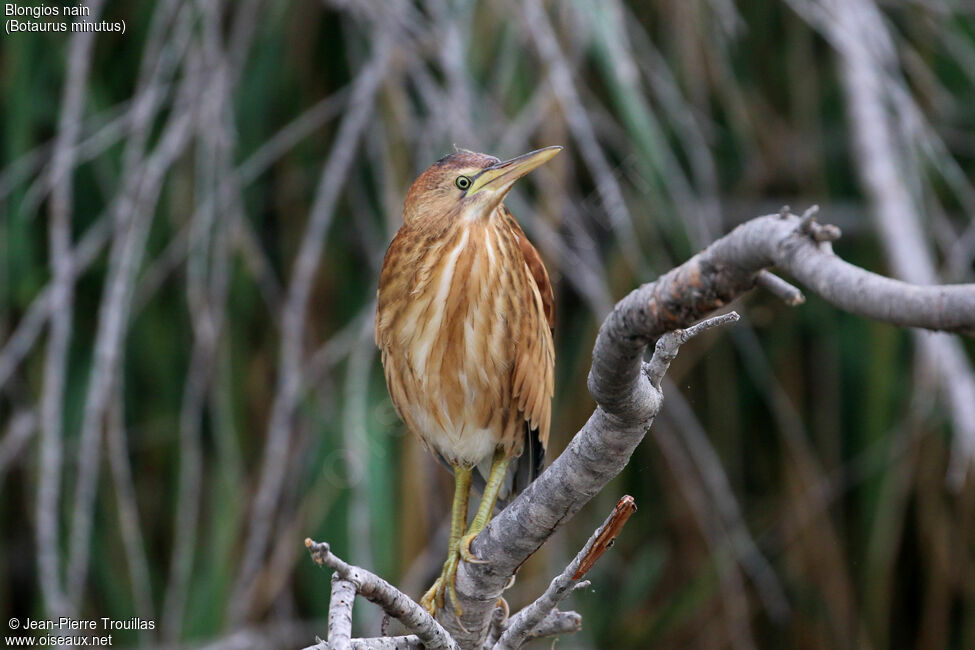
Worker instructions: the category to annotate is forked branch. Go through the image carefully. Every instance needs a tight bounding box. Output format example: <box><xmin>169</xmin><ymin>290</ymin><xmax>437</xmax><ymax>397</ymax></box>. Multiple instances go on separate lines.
<box><xmin>494</xmin><ymin>495</ymin><xmax>637</xmax><ymax>649</ymax></box>
<box><xmin>305</xmin><ymin>209</ymin><xmax>975</xmax><ymax>649</ymax></box>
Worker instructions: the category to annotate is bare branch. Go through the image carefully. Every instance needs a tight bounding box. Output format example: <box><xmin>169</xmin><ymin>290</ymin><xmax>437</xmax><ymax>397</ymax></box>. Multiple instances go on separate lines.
<box><xmin>756</xmin><ymin>270</ymin><xmax>806</xmax><ymax>306</ymax></box>
<box><xmin>328</xmin><ymin>576</ymin><xmax>357</xmax><ymax>650</ymax></box>
<box><xmin>446</xmin><ymin>209</ymin><xmax>975</xmax><ymax>645</ymax></box>
<box><xmin>302</xmin><ymin>636</ymin><xmax>423</xmax><ymax>650</ymax></box>
<box><xmin>495</xmin><ymin>496</ymin><xmax>636</xmax><ymax>649</ymax></box>
<box><xmin>299</xmin><ymin>207</ymin><xmax>974</xmax><ymax>648</ymax></box>
<box><xmin>305</xmin><ymin>539</ymin><xmax>460</xmax><ymax>650</ymax></box>
<box><xmin>646</xmin><ymin>312</ymin><xmax>742</xmax><ymax>390</ymax></box>
<box><xmin>522</xmin><ymin>609</ymin><xmax>583</xmax><ymax>642</ymax></box>
<box><xmin>487</xmin><ymin>606</ymin><xmax>582</xmax><ymax>647</ymax></box>
<box><xmin>572</xmin><ymin>496</ymin><xmax>637</xmax><ymax>579</ymax></box>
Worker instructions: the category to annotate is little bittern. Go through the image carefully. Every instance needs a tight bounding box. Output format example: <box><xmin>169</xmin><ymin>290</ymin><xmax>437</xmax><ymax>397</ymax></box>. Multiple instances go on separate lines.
<box><xmin>376</xmin><ymin>147</ymin><xmax>559</xmax><ymax>615</ymax></box>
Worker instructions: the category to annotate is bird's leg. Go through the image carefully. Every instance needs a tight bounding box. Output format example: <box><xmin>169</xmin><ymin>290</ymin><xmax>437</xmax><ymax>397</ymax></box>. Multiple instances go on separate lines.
<box><xmin>459</xmin><ymin>448</ymin><xmax>510</xmax><ymax>564</ymax></box>
<box><xmin>420</xmin><ymin>465</ymin><xmax>472</xmax><ymax>616</ymax></box>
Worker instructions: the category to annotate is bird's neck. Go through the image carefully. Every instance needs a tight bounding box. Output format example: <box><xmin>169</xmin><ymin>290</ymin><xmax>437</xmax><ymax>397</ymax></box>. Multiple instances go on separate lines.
<box><xmin>404</xmin><ymin>208</ymin><xmax>515</xmax><ymax>298</ymax></box>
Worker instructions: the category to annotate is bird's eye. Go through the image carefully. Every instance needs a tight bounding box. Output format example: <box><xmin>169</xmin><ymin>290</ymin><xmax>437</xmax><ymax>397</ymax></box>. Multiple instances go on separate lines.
<box><xmin>455</xmin><ymin>175</ymin><xmax>472</xmax><ymax>190</ymax></box>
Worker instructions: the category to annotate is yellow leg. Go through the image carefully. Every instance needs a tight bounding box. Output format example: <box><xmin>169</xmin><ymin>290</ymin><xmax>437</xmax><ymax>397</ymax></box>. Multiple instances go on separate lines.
<box><xmin>420</xmin><ymin>465</ymin><xmax>472</xmax><ymax>616</ymax></box>
<box><xmin>460</xmin><ymin>448</ymin><xmax>509</xmax><ymax>564</ymax></box>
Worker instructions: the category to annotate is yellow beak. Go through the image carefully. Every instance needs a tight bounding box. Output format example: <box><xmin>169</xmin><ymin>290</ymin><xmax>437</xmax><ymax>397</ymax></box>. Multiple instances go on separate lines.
<box><xmin>467</xmin><ymin>146</ymin><xmax>562</xmax><ymax>196</ymax></box>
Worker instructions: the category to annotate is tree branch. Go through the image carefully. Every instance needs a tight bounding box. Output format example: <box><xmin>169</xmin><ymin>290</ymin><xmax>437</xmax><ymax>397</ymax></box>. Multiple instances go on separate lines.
<box><xmin>756</xmin><ymin>270</ymin><xmax>805</xmax><ymax>306</ymax></box>
<box><xmin>302</xmin><ymin>636</ymin><xmax>423</xmax><ymax>650</ymax></box>
<box><xmin>521</xmin><ymin>609</ymin><xmax>583</xmax><ymax>643</ymax></box>
<box><xmin>305</xmin><ymin>208</ymin><xmax>975</xmax><ymax>649</ymax></box>
<box><xmin>448</xmin><ymin>208</ymin><xmax>975</xmax><ymax>645</ymax></box>
<box><xmin>305</xmin><ymin>539</ymin><xmax>460</xmax><ymax>650</ymax></box>
<box><xmin>328</xmin><ymin>575</ymin><xmax>356</xmax><ymax>650</ymax></box>
<box><xmin>645</xmin><ymin>313</ymin><xmax>742</xmax><ymax>390</ymax></box>
<box><xmin>494</xmin><ymin>496</ymin><xmax>636</xmax><ymax>649</ymax></box>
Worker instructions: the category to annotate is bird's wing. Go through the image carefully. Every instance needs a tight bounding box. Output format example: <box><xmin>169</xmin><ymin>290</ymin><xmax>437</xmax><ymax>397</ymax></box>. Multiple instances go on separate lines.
<box><xmin>502</xmin><ymin>206</ymin><xmax>555</xmax><ymax>459</ymax></box>
<box><xmin>375</xmin><ymin>228</ymin><xmax>413</xmax><ymax>427</ymax></box>
<box><xmin>501</xmin><ymin>206</ymin><xmax>554</xmax><ymax>331</ymax></box>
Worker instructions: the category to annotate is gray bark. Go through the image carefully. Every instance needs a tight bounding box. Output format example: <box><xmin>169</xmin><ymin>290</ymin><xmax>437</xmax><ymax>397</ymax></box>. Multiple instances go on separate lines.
<box><xmin>307</xmin><ymin>209</ymin><xmax>975</xmax><ymax>649</ymax></box>
<box><xmin>448</xmin><ymin>209</ymin><xmax>975</xmax><ymax>645</ymax></box>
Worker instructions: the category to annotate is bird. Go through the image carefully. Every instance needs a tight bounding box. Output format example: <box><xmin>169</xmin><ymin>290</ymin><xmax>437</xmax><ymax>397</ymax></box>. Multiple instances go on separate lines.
<box><xmin>375</xmin><ymin>147</ymin><xmax>559</xmax><ymax>616</ymax></box>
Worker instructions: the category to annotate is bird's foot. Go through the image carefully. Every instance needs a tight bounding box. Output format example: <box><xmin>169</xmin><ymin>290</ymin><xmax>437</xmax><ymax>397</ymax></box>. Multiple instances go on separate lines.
<box><xmin>421</xmin><ymin>547</ymin><xmax>463</xmax><ymax>617</ymax></box>
<box><xmin>420</xmin><ymin>577</ymin><xmax>443</xmax><ymax>616</ymax></box>
<box><xmin>459</xmin><ymin>530</ymin><xmax>488</xmax><ymax>564</ymax></box>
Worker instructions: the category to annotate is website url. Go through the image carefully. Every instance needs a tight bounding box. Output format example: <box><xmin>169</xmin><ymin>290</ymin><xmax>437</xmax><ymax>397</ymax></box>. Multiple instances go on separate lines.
<box><xmin>5</xmin><ymin>635</ymin><xmax>113</xmax><ymax>646</ymax></box>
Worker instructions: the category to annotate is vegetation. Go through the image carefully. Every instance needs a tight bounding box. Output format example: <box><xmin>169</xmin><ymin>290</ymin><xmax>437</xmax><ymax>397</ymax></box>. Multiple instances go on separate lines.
<box><xmin>1</xmin><ymin>0</ymin><xmax>974</xmax><ymax>647</ymax></box>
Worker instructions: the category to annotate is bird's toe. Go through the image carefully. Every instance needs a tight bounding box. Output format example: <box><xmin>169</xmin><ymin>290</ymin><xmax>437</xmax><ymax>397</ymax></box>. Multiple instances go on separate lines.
<box><xmin>420</xmin><ymin>578</ymin><xmax>442</xmax><ymax>616</ymax></box>
<box><xmin>459</xmin><ymin>532</ymin><xmax>488</xmax><ymax>564</ymax></box>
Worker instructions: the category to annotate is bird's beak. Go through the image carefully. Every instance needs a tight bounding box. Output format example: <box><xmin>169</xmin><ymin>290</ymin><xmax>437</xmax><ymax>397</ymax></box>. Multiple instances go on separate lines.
<box><xmin>467</xmin><ymin>146</ymin><xmax>562</xmax><ymax>197</ymax></box>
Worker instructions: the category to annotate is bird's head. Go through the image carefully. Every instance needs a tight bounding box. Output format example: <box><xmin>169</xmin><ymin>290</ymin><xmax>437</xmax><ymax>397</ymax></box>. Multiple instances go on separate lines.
<box><xmin>402</xmin><ymin>146</ymin><xmax>562</xmax><ymax>225</ymax></box>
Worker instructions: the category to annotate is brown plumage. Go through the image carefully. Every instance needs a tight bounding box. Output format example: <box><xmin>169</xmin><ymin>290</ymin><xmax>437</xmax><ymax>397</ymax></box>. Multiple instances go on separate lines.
<box><xmin>375</xmin><ymin>147</ymin><xmax>559</xmax><ymax>615</ymax></box>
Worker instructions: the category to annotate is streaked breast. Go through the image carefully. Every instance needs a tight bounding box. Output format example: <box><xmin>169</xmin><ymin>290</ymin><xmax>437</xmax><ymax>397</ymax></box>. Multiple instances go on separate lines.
<box><xmin>377</xmin><ymin>218</ymin><xmax>525</xmax><ymax>465</ymax></box>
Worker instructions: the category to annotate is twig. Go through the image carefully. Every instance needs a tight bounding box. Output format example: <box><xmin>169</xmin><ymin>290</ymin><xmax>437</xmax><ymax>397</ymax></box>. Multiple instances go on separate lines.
<box><xmin>756</xmin><ymin>270</ymin><xmax>806</xmax><ymax>306</ymax></box>
<box><xmin>302</xmin><ymin>636</ymin><xmax>423</xmax><ymax>650</ymax></box>
<box><xmin>494</xmin><ymin>496</ymin><xmax>637</xmax><ymax>649</ymax></box>
<box><xmin>523</xmin><ymin>609</ymin><xmax>583</xmax><ymax>642</ymax></box>
<box><xmin>328</xmin><ymin>576</ymin><xmax>357</xmax><ymax>650</ymax></box>
<box><xmin>485</xmin><ymin>606</ymin><xmax>582</xmax><ymax>646</ymax></box>
<box><xmin>796</xmin><ymin>204</ymin><xmax>821</xmax><ymax>233</ymax></box>
<box><xmin>646</xmin><ymin>313</ymin><xmax>741</xmax><ymax>390</ymax></box>
<box><xmin>572</xmin><ymin>496</ymin><xmax>637</xmax><ymax>579</ymax></box>
<box><xmin>305</xmin><ymin>539</ymin><xmax>460</xmax><ymax>650</ymax></box>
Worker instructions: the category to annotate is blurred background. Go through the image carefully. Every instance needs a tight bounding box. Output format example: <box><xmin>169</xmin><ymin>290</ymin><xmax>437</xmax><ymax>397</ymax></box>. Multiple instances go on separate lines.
<box><xmin>2</xmin><ymin>0</ymin><xmax>975</xmax><ymax>648</ymax></box>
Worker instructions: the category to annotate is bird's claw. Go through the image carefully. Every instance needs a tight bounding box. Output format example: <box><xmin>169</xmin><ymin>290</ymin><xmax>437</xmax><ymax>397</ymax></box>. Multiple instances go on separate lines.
<box><xmin>420</xmin><ymin>549</ymin><xmax>464</xmax><ymax>617</ymax></box>
<box><xmin>420</xmin><ymin>578</ymin><xmax>442</xmax><ymax>616</ymax></box>
<box><xmin>459</xmin><ymin>531</ymin><xmax>488</xmax><ymax>564</ymax></box>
